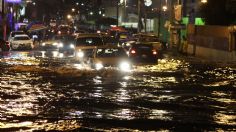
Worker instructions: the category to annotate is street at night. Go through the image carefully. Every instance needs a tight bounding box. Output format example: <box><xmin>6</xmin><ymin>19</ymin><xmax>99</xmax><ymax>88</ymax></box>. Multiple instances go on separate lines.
<box><xmin>0</xmin><ymin>50</ymin><xmax>235</xmax><ymax>131</ymax></box>
<box><xmin>1</xmin><ymin>0</ymin><xmax>236</xmax><ymax>131</ymax></box>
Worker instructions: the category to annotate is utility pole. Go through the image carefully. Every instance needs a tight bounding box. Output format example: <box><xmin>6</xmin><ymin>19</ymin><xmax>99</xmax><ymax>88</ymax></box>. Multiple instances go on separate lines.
<box><xmin>116</xmin><ymin>0</ymin><xmax>119</xmax><ymax>26</ymax></box>
<box><xmin>158</xmin><ymin>0</ymin><xmax>162</xmax><ymax>38</ymax></box>
<box><xmin>1</xmin><ymin>0</ymin><xmax>6</xmax><ymax>40</ymax></box>
<box><xmin>137</xmin><ymin>0</ymin><xmax>141</xmax><ymax>32</ymax></box>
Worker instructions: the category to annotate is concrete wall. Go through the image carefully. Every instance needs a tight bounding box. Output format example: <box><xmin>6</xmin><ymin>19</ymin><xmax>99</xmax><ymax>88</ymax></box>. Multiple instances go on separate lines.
<box><xmin>187</xmin><ymin>24</ymin><xmax>236</xmax><ymax>62</ymax></box>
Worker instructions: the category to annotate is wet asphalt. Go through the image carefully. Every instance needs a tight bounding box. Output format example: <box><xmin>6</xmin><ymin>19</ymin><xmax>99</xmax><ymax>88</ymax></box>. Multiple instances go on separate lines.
<box><xmin>0</xmin><ymin>49</ymin><xmax>235</xmax><ymax>131</ymax></box>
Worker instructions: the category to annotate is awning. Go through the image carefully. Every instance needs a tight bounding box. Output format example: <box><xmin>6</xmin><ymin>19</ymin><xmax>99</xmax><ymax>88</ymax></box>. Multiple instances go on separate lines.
<box><xmin>27</xmin><ymin>22</ymin><xmax>47</xmax><ymax>32</ymax></box>
<box><xmin>110</xmin><ymin>26</ymin><xmax>126</xmax><ymax>32</ymax></box>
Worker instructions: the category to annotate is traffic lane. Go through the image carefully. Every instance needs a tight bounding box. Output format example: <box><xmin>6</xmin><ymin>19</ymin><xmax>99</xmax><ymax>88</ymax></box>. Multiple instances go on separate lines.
<box><xmin>0</xmin><ymin>51</ymin><xmax>236</xmax><ymax>131</ymax></box>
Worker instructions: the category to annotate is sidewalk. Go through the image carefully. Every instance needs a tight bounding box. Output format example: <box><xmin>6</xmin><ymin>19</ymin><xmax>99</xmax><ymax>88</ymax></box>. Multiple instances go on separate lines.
<box><xmin>162</xmin><ymin>47</ymin><xmax>236</xmax><ymax>67</ymax></box>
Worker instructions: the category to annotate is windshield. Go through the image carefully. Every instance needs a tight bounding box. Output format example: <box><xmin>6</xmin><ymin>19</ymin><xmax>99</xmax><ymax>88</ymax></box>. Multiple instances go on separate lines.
<box><xmin>96</xmin><ymin>48</ymin><xmax>127</xmax><ymax>57</ymax></box>
<box><xmin>11</xmin><ymin>32</ymin><xmax>25</xmax><ymax>37</ymax></box>
<box><xmin>14</xmin><ymin>36</ymin><xmax>30</xmax><ymax>41</ymax></box>
<box><xmin>54</xmin><ymin>35</ymin><xmax>75</xmax><ymax>42</ymax></box>
<box><xmin>76</xmin><ymin>37</ymin><xmax>103</xmax><ymax>46</ymax></box>
<box><xmin>139</xmin><ymin>36</ymin><xmax>159</xmax><ymax>42</ymax></box>
<box><xmin>102</xmin><ymin>36</ymin><xmax>118</xmax><ymax>45</ymax></box>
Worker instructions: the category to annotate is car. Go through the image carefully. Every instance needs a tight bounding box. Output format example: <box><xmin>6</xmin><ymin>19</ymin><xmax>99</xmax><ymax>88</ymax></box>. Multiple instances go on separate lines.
<box><xmin>8</xmin><ymin>31</ymin><xmax>27</xmax><ymax>42</ymax></box>
<box><xmin>133</xmin><ymin>33</ymin><xmax>164</xmax><ymax>51</ymax></box>
<box><xmin>10</xmin><ymin>34</ymin><xmax>34</xmax><ymax>50</ymax></box>
<box><xmin>57</xmin><ymin>25</ymin><xmax>74</xmax><ymax>35</ymax></box>
<box><xmin>53</xmin><ymin>35</ymin><xmax>76</xmax><ymax>55</ymax></box>
<box><xmin>40</xmin><ymin>40</ymin><xmax>62</xmax><ymax>51</ymax></box>
<box><xmin>87</xmin><ymin>45</ymin><xmax>132</xmax><ymax>72</ymax></box>
<box><xmin>73</xmin><ymin>29</ymin><xmax>88</xmax><ymax>36</ymax></box>
<box><xmin>128</xmin><ymin>43</ymin><xmax>158</xmax><ymax>63</ymax></box>
<box><xmin>74</xmin><ymin>33</ymin><xmax>104</xmax><ymax>62</ymax></box>
<box><xmin>101</xmin><ymin>34</ymin><xmax>119</xmax><ymax>46</ymax></box>
<box><xmin>0</xmin><ymin>39</ymin><xmax>10</xmax><ymax>51</ymax></box>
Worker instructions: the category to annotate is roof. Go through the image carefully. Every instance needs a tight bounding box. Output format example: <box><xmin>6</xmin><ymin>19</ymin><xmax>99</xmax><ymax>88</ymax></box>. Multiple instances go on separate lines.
<box><xmin>76</xmin><ymin>33</ymin><xmax>101</xmax><ymax>38</ymax></box>
<box><xmin>14</xmin><ymin>34</ymin><xmax>29</xmax><ymax>37</ymax></box>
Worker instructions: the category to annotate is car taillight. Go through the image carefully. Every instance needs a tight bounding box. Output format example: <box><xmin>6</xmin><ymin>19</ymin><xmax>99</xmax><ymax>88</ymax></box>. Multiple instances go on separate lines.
<box><xmin>6</xmin><ymin>41</ymin><xmax>10</xmax><ymax>45</ymax></box>
<box><xmin>152</xmin><ymin>50</ymin><xmax>157</xmax><ymax>55</ymax></box>
<box><xmin>130</xmin><ymin>49</ymin><xmax>136</xmax><ymax>54</ymax></box>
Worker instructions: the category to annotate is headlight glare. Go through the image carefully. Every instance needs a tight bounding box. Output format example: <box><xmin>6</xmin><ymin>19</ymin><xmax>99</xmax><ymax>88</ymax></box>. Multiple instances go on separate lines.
<box><xmin>95</xmin><ymin>63</ymin><xmax>103</xmax><ymax>70</ymax></box>
<box><xmin>58</xmin><ymin>43</ymin><xmax>63</xmax><ymax>47</ymax></box>
<box><xmin>119</xmin><ymin>61</ymin><xmax>131</xmax><ymax>72</ymax></box>
<box><xmin>53</xmin><ymin>42</ymin><xmax>58</xmax><ymax>46</ymax></box>
<box><xmin>70</xmin><ymin>44</ymin><xmax>75</xmax><ymax>49</ymax></box>
<box><xmin>77</xmin><ymin>51</ymin><xmax>84</xmax><ymax>58</ymax></box>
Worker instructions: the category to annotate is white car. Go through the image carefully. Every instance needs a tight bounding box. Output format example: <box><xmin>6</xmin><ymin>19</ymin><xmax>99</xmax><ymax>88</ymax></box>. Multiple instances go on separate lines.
<box><xmin>10</xmin><ymin>35</ymin><xmax>34</xmax><ymax>50</ymax></box>
<box><xmin>87</xmin><ymin>45</ymin><xmax>132</xmax><ymax>72</ymax></box>
<box><xmin>74</xmin><ymin>33</ymin><xmax>104</xmax><ymax>62</ymax></box>
<box><xmin>8</xmin><ymin>31</ymin><xmax>26</xmax><ymax>42</ymax></box>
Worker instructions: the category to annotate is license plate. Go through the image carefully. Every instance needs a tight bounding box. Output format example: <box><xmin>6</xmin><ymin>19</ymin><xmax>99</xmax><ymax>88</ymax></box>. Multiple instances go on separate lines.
<box><xmin>142</xmin><ymin>54</ymin><xmax>147</xmax><ymax>58</ymax></box>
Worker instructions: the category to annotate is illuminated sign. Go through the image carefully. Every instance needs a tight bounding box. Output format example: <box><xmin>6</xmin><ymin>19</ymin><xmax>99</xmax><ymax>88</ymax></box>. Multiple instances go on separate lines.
<box><xmin>6</xmin><ymin>0</ymin><xmax>21</xmax><ymax>3</ymax></box>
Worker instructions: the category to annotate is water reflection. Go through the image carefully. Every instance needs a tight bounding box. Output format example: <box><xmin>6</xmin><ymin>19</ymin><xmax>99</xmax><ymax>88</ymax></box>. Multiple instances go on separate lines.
<box><xmin>148</xmin><ymin>109</ymin><xmax>172</xmax><ymax>120</ymax></box>
<box><xmin>0</xmin><ymin>53</ymin><xmax>236</xmax><ymax>131</ymax></box>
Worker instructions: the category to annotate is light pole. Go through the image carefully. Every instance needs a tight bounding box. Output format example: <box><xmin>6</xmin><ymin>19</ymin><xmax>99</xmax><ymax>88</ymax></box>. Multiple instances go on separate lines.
<box><xmin>116</xmin><ymin>0</ymin><xmax>119</xmax><ymax>26</ymax></box>
<box><xmin>137</xmin><ymin>0</ymin><xmax>141</xmax><ymax>32</ymax></box>
<box><xmin>1</xmin><ymin>0</ymin><xmax>7</xmax><ymax>40</ymax></box>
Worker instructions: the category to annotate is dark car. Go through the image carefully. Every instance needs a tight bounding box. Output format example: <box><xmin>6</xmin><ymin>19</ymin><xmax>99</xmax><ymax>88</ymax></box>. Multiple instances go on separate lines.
<box><xmin>53</xmin><ymin>35</ymin><xmax>76</xmax><ymax>54</ymax></box>
<box><xmin>0</xmin><ymin>39</ymin><xmax>10</xmax><ymax>51</ymax></box>
<box><xmin>57</xmin><ymin>25</ymin><xmax>74</xmax><ymax>35</ymax></box>
<box><xmin>101</xmin><ymin>35</ymin><xmax>119</xmax><ymax>46</ymax></box>
<box><xmin>128</xmin><ymin>44</ymin><xmax>158</xmax><ymax>63</ymax></box>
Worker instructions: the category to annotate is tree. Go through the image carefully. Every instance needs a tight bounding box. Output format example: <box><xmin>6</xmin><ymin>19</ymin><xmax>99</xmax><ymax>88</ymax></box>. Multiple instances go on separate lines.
<box><xmin>199</xmin><ymin>0</ymin><xmax>236</xmax><ymax>25</ymax></box>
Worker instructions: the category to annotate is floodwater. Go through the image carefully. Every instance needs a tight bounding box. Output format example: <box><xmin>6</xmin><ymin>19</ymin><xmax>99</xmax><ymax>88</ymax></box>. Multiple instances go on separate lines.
<box><xmin>0</xmin><ymin>51</ymin><xmax>236</xmax><ymax>131</ymax></box>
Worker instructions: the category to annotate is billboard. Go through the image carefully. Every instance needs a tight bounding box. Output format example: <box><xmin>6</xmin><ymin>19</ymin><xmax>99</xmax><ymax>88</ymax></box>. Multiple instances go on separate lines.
<box><xmin>6</xmin><ymin>0</ymin><xmax>21</xmax><ymax>3</ymax></box>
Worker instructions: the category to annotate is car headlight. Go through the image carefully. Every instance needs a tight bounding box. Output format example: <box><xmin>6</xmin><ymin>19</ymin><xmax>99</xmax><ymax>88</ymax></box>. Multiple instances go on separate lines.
<box><xmin>42</xmin><ymin>43</ymin><xmax>46</xmax><ymax>46</ymax></box>
<box><xmin>58</xmin><ymin>43</ymin><xmax>63</xmax><ymax>47</ymax></box>
<box><xmin>70</xmin><ymin>44</ymin><xmax>75</xmax><ymax>49</ymax></box>
<box><xmin>95</xmin><ymin>63</ymin><xmax>103</xmax><ymax>70</ymax></box>
<box><xmin>119</xmin><ymin>61</ymin><xmax>131</xmax><ymax>72</ymax></box>
<box><xmin>53</xmin><ymin>42</ymin><xmax>58</xmax><ymax>46</ymax></box>
<box><xmin>77</xmin><ymin>51</ymin><xmax>84</xmax><ymax>58</ymax></box>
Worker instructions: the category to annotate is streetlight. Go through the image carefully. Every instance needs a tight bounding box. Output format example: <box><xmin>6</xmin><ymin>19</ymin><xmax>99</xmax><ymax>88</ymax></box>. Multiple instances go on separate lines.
<box><xmin>201</xmin><ymin>0</ymin><xmax>207</xmax><ymax>3</ymax></box>
<box><xmin>162</xmin><ymin>5</ymin><xmax>167</xmax><ymax>11</ymax></box>
<box><xmin>67</xmin><ymin>14</ymin><xmax>72</xmax><ymax>19</ymax></box>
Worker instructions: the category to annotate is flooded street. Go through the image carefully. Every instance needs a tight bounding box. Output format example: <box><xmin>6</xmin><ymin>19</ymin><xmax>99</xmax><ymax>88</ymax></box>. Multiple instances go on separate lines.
<box><xmin>0</xmin><ymin>51</ymin><xmax>236</xmax><ymax>131</ymax></box>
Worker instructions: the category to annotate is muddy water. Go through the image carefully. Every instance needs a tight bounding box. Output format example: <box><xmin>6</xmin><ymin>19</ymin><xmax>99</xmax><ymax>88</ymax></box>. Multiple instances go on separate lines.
<box><xmin>0</xmin><ymin>51</ymin><xmax>236</xmax><ymax>131</ymax></box>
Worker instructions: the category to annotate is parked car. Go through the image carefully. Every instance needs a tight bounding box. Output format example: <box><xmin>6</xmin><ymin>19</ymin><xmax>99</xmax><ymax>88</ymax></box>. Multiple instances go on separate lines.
<box><xmin>0</xmin><ymin>39</ymin><xmax>10</xmax><ymax>51</ymax></box>
<box><xmin>87</xmin><ymin>45</ymin><xmax>132</xmax><ymax>72</ymax></box>
<box><xmin>10</xmin><ymin>34</ymin><xmax>33</xmax><ymax>50</ymax></box>
<box><xmin>128</xmin><ymin>43</ymin><xmax>158</xmax><ymax>64</ymax></box>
